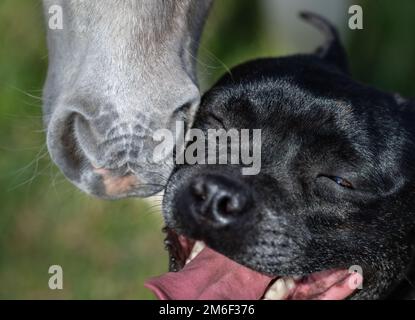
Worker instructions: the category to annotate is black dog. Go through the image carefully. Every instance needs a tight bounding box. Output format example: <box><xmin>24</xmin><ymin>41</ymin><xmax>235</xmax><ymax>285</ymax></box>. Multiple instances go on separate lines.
<box><xmin>147</xmin><ymin>12</ymin><xmax>415</xmax><ymax>300</ymax></box>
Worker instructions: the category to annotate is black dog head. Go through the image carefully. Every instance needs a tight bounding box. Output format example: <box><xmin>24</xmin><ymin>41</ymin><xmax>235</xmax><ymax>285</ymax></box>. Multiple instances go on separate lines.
<box><xmin>161</xmin><ymin>12</ymin><xmax>415</xmax><ymax>300</ymax></box>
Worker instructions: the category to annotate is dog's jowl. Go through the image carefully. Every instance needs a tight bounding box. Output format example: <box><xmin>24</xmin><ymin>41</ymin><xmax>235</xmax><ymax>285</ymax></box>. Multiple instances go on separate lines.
<box><xmin>146</xmin><ymin>12</ymin><xmax>415</xmax><ymax>300</ymax></box>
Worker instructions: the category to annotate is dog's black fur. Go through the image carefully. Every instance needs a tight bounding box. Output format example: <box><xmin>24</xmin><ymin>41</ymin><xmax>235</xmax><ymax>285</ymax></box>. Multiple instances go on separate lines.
<box><xmin>162</xmin><ymin>12</ymin><xmax>415</xmax><ymax>299</ymax></box>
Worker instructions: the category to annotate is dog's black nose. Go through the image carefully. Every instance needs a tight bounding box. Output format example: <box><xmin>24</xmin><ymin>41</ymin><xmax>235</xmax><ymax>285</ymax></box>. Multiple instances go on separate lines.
<box><xmin>188</xmin><ymin>174</ymin><xmax>250</xmax><ymax>227</ymax></box>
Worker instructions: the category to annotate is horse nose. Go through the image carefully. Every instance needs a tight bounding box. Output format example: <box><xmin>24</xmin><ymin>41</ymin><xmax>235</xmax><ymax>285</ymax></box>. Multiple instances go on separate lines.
<box><xmin>45</xmin><ymin>82</ymin><xmax>200</xmax><ymax>199</ymax></box>
<box><xmin>46</xmin><ymin>107</ymin><xmax>165</xmax><ymax>199</ymax></box>
<box><xmin>188</xmin><ymin>175</ymin><xmax>250</xmax><ymax>227</ymax></box>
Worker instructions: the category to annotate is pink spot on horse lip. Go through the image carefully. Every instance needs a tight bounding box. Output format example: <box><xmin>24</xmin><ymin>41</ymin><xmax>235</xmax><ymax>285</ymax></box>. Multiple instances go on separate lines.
<box><xmin>94</xmin><ymin>167</ymin><xmax>140</xmax><ymax>196</ymax></box>
<box><xmin>94</xmin><ymin>167</ymin><xmax>109</xmax><ymax>175</ymax></box>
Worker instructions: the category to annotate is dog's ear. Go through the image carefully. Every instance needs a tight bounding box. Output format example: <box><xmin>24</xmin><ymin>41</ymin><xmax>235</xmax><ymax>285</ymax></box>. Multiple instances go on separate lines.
<box><xmin>299</xmin><ymin>11</ymin><xmax>349</xmax><ymax>74</ymax></box>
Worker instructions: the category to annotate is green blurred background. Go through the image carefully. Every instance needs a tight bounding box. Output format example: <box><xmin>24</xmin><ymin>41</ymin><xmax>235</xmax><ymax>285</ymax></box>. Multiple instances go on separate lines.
<box><xmin>0</xmin><ymin>0</ymin><xmax>414</xmax><ymax>299</ymax></box>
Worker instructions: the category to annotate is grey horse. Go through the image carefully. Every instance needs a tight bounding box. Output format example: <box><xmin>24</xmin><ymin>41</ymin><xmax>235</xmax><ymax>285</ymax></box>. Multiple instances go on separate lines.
<box><xmin>42</xmin><ymin>0</ymin><xmax>212</xmax><ymax>199</ymax></box>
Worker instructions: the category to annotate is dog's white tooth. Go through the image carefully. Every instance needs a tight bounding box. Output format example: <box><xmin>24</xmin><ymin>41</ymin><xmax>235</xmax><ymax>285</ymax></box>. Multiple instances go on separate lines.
<box><xmin>284</xmin><ymin>277</ymin><xmax>296</xmax><ymax>290</ymax></box>
<box><xmin>264</xmin><ymin>278</ymin><xmax>288</xmax><ymax>300</ymax></box>
<box><xmin>190</xmin><ymin>241</ymin><xmax>205</xmax><ymax>257</ymax></box>
<box><xmin>292</xmin><ymin>275</ymin><xmax>303</xmax><ymax>281</ymax></box>
<box><xmin>194</xmin><ymin>241</ymin><xmax>206</xmax><ymax>252</ymax></box>
<box><xmin>187</xmin><ymin>241</ymin><xmax>206</xmax><ymax>262</ymax></box>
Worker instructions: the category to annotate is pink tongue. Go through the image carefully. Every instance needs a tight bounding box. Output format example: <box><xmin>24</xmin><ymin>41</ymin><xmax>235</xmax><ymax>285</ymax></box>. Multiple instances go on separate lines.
<box><xmin>145</xmin><ymin>247</ymin><xmax>274</xmax><ymax>300</ymax></box>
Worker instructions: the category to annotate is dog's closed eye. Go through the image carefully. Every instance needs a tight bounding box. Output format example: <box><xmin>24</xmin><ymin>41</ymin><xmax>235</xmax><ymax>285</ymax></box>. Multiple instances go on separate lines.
<box><xmin>318</xmin><ymin>175</ymin><xmax>354</xmax><ymax>189</ymax></box>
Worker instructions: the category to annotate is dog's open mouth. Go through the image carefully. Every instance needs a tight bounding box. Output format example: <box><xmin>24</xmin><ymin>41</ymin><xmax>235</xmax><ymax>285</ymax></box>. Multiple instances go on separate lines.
<box><xmin>144</xmin><ymin>228</ymin><xmax>362</xmax><ymax>300</ymax></box>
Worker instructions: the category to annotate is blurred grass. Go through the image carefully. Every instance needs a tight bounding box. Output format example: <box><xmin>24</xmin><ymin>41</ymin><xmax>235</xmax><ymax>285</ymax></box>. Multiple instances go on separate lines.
<box><xmin>348</xmin><ymin>0</ymin><xmax>415</xmax><ymax>97</ymax></box>
<box><xmin>198</xmin><ymin>0</ymin><xmax>274</xmax><ymax>89</ymax></box>
<box><xmin>0</xmin><ymin>0</ymin><xmax>414</xmax><ymax>299</ymax></box>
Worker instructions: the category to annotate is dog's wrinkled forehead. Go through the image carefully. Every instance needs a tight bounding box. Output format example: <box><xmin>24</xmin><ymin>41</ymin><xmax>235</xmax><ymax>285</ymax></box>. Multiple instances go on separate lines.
<box><xmin>199</xmin><ymin>62</ymin><xmax>364</xmax><ymax>146</ymax></box>
<box><xmin>195</xmin><ymin>54</ymin><xmax>411</xmax><ymax>194</ymax></box>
